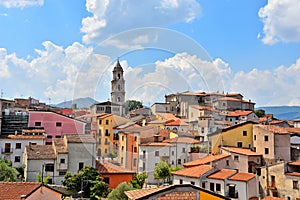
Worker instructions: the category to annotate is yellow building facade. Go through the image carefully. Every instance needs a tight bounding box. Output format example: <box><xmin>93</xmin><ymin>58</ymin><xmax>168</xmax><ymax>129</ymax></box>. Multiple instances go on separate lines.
<box><xmin>209</xmin><ymin>121</ymin><xmax>255</xmax><ymax>154</ymax></box>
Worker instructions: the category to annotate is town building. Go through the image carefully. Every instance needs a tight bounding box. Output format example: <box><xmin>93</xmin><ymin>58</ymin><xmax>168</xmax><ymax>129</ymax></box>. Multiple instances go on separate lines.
<box><xmin>28</xmin><ymin>110</ymin><xmax>86</xmax><ymax>144</ymax></box>
<box><xmin>23</xmin><ymin>134</ymin><xmax>96</xmax><ymax>184</ymax></box>
<box><xmin>253</xmin><ymin>125</ymin><xmax>291</xmax><ymax>164</ymax></box>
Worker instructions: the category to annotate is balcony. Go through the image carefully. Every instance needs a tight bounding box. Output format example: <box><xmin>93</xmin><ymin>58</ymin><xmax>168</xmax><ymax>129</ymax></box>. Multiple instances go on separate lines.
<box><xmin>1</xmin><ymin>148</ymin><xmax>13</xmax><ymax>154</ymax></box>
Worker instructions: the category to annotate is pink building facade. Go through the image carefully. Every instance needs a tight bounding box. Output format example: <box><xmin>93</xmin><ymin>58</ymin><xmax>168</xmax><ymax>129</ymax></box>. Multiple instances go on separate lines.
<box><xmin>28</xmin><ymin>111</ymin><xmax>86</xmax><ymax>144</ymax></box>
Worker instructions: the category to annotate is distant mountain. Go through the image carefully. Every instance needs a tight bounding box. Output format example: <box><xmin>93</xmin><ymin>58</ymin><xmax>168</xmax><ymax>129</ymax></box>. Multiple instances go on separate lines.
<box><xmin>54</xmin><ymin>97</ymin><xmax>98</xmax><ymax>109</ymax></box>
<box><xmin>257</xmin><ymin>106</ymin><xmax>300</xmax><ymax>120</ymax></box>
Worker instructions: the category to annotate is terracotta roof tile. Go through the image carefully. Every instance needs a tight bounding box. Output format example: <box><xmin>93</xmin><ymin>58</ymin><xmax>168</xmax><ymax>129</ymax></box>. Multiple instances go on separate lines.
<box><xmin>140</xmin><ymin>142</ymin><xmax>174</xmax><ymax>147</ymax></box>
<box><xmin>228</xmin><ymin>172</ymin><xmax>255</xmax><ymax>182</ymax></box>
<box><xmin>221</xmin><ymin>146</ymin><xmax>262</xmax><ymax>156</ymax></box>
<box><xmin>190</xmin><ymin>105</ymin><xmax>213</xmax><ymax>111</ymax></box>
<box><xmin>208</xmin><ymin>169</ymin><xmax>237</xmax><ymax>180</ymax></box>
<box><xmin>0</xmin><ymin>182</ymin><xmax>41</xmax><ymax>200</ymax></box>
<box><xmin>165</xmin><ymin>119</ymin><xmax>188</xmax><ymax>126</ymax></box>
<box><xmin>183</xmin><ymin>154</ymin><xmax>230</xmax><ymax>167</ymax></box>
<box><xmin>0</xmin><ymin>134</ymin><xmax>45</xmax><ymax>140</ymax></box>
<box><xmin>172</xmin><ymin>165</ymin><xmax>212</xmax><ymax>178</ymax></box>
<box><xmin>257</xmin><ymin>125</ymin><xmax>289</xmax><ymax>134</ymax></box>
<box><xmin>285</xmin><ymin>172</ymin><xmax>300</xmax><ymax>177</ymax></box>
<box><xmin>263</xmin><ymin>196</ymin><xmax>285</xmax><ymax>200</ymax></box>
<box><xmin>53</xmin><ymin>138</ymin><xmax>68</xmax><ymax>153</ymax></box>
<box><xmin>96</xmin><ymin>161</ymin><xmax>135</xmax><ymax>174</ymax></box>
<box><xmin>288</xmin><ymin>160</ymin><xmax>300</xmax><ymax>166</ymax></box>
<box><xmin>65</xmin><ymin>134</ymin><xmax>96</xmax><ymax>143</ymax></box>
<box><xmin>163</xmin><ymin>137</ymin><xmax>201</xmax><ymax>144</ymax></box>
<box><xmin>26</xmin><ymin>145</ymin><xmax>56</xmax><ymax>160</ymax></box>
<box><xmin>226</xmin><ymin>110</ymin><xmax>253</xmax><ymax>117</ymax></box>
<box><xmin>125</xmin><ymin>187</ymin><xmax>165</xmax><ymax>199</ymax></box>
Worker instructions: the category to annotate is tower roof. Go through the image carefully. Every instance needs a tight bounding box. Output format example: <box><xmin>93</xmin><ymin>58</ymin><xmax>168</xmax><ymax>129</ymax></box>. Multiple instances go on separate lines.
<box><xmin>113</xmin><ymin>59</ymin><xmax>123</xmax><ymax>72</ymax></box>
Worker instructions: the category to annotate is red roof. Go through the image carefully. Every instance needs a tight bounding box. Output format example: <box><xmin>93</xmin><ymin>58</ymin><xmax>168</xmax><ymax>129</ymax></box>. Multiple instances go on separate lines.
<box><xmin>208</xmin><ymin>169</ymin><xmax>237</xmax><ymax>180</ymax></box>
<box><xmin>258</xmin><ymin>125</ymin><xmax>289</xmax><ymax>134</ymax></box>
<box><xmin>183</xmin><ymin>154</ymin><xmax>230</xmax><ymax>167</ymax></box>
<box><xmin>263</xmin><ymin>196</ymin><xmax>285</xmax><ymax>200</ymax></box>
<box><xmin>96</xmin><ymin>161</ymin><xmax>135</xmax><ymax>174</ymax></box>
<box><xmin>163</xmin><ymin>137</ymin><xmax>201</xmax><ymax>144</ymax></box>
<box><xmin>229</xmin><ymin>172</ymin><xmax>255</xmax><ymax>182</ymax></box>
<box><xmin>227</xmin><ymin>110</ymin><xmax>252</xmax><ymax>117</ymax></box>
<box><xmin>165</xmin><ymin>119</ymin><xmax>188</xmax><ymax>126</ymax></box>
<box><xmin>288</xmin><ymin>160</ymin><xmax>300</xmax><ymax>166</ymax></box>
<box><xmin>172</xmin><ymin>165</ymin><xmax>212</xmax><ymax>178</ymax></box>
<box><xmin>285</xmin><ymin>172</ymin><xmax>300</xmax><ymax>177</ymax></box>
<box><xmin>0</xmin><ymin>182</ymin><xmax>41</xmax><ymax>200</ymax></box>
<box><xmin>221</xmin><ymin>146</ymin><xmax>262</xmax><ymax>156</ymax></box>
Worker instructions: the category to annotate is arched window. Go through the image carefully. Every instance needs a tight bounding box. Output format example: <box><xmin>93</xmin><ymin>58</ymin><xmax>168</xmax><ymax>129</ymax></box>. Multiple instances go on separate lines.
<box><xmin>117</xmin><ymin>73</ymin><xmax>120</xmax><ymax>79</ymax></box>
<box><xmin>118</xmin><ymin>84</ymin><xmax>121</xmax><ymax>91</ymax></box>
<box><xmin>117</xmin><ymin>97</ymin><xmax>121</xmax><ymax>102</ymax></box>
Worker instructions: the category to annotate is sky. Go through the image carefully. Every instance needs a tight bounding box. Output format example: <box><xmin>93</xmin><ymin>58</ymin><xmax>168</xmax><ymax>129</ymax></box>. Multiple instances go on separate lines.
<box><xmin>0</xmin><ymin>0</ymin><xmax>300</xmax><ymax>107</ymax></box>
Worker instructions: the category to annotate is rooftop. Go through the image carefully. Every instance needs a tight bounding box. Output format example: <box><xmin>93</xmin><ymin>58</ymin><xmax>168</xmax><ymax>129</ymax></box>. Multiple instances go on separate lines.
<box><xmin>65</xmin><ymin>134</ymin><xmax>96</xmax><ymax>143</ymax></box>
<box><xmin>172</xmin><ymin>165</ymin><xmax>212</xmax><ymax>178</ymax></box>
<box><xmin>163</xmin><ymin>137</ymin><xmax>201</xmax><ymax>144</ymax></box>
<box><xmin>226</xmin><ymin>110</ymin><xmax>253</xmax><ymax>117</ymax></box>
<box><xmin>208</xmin><ymin>169</ymin><xmax>237</xmax><ymax>180</ymax></box>
<box><xmin>183</xmin><ymin>154</ymin><xmax>230</xmax><ymax>167</ymax></box>
<box><xmin>25</xmin><ymin>145</ymin><xmax>56</xmax><ymax>160</ymax></box>
<box><xmin>140</xmin><ymin>142</ymin><xmax>174</xmax><ymax>147</ymax></box>
<box><xmin>0</xmin><ymin>182</ymin><xmax>41</xmax><ymax>200</ymax></box>
<box><xmin>96</xmin><ymin>161</ymin><xmax>135</xmax><ymax>174</ymax></box>
<box><xmin>228</xmin><ymin>172</ymin><xmax>255</xmax><ymax>182</ymax></box>
<box><xmin>221</xmin><ymin>146</ymin><xmax>262</xmax><ymax>156</ymax></box>
<box><xmin>256</xmin><ymin>125</ymin><xmax>290</xmax><ymax>134</ymax></box>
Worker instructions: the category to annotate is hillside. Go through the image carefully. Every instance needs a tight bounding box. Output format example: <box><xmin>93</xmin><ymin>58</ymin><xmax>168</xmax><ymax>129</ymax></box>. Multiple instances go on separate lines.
<box><xmin>54</xmin><ymin>97</ymin><xmax>98</xmax><ymax>109</ymax></box>
<box><xmin>257</xmin><ymin>106</ymin><xmax>300</xmax><ymax>120</ymax></box>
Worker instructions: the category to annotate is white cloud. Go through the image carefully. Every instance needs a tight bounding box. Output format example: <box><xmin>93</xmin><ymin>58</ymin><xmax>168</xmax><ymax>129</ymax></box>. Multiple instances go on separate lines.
<box><xmin>258</xmin><ymin>0</ymin><xmax>300</xmax><ymax>45</ymax></box>
<box><xmin>0</xmin><ymin>0</ymin><xmax>43</xmax><ymax>9</ymax></box>
<box><xmin>81</xmin><ymin>0</ymin><xmax>201</xmax><ymax>45</ymax></box>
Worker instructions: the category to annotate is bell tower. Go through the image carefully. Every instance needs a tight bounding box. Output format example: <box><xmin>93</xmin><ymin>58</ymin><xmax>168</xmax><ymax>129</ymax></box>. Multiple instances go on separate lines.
<box><xmin>111</xmin><ymin>58</ymin><xmax>125</xmax><ymax>114</ymax></box>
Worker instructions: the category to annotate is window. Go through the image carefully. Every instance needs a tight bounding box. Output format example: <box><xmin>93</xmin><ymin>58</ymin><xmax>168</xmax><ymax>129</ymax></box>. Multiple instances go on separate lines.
<box><xmin>134</xmin><ymin>147</ymin><xmax>137</xmax><ymax>153</ymax></box>
<box><xmin>15</xmin><ymin>143</ymin><xmax>21</xmax><ymax>149</ymax></box>
<box><xmin>265</xmin><ymin>148</ymin><xmax>269</xmax><ymax>154</ymax></box>
<box><xmin>105</xmin><ymin>129</ymin><xmax>109</xmax><ymax>136</ymax></box>
<box><xmin>234</xmin><ymin>156</ymin><xmax>239</xmax><ymax>161</ymax></box>
<box><xmin>117</xmin><ymin>97</ymin><xmax>121</xmax><ymax>102</ymax></box>
<box><xmin>216</xmin><ymin>183</ymin><xmax>221</xmax><ymax>192</ymax></box>
<box><xmin>293</xmin><ymin>181</ymin><xmax>299</xmax><ymax>189</ymax></box>
<box><xmin>118</xmin><ymin>84</ymin><xmax>121</xmax><ymax>91</ymax></box>
<box><xmin>155</xmin><ymin>151</ymin><xmax>159</xmax><ymax>156</ymax></box>
<box><xmin>243</xmin><ymin>130</ymin><xmax>247</xmax><ymax>136</ymax></box>
<box><xmin>133</xmin><ymin>158</ymin><xmax>137</xmax><ymax>167</ymax></box>
<box><xmin>122</xmin><ymin>136</ymin><xmax>124</xmax><ymax>141</ymax></box>
<box><xmin>182</xmin><ymin>148</ymin><xmax>186</xmax><ymax>153</ymax></box>
<box><xmin>56</xmin><ymin>135</ymin><xmax>61</xmax><ymax>138</ymax></box>
<box><xmin>35</xmin><ymin>121</ymin><xmax>41</xmax><ymax>126</ymax></box>
<box><xmin>99</xmin><ymin>120</ymin><xmax>102</xmax><ymax>125</ymax></box>
<box><xmin>122</xmin><ymin>146</ymin><xmax>124</xmax><ymax>151</ymax></box>
<box><xmin>60</xmin><ymin>158</ymin><xmax>65</xmax><ymax>164</ymax></box>
<box><xmin>178</xmin><ymin>159</ymin><xmax>181</xmax><ymax>165</ymax></box>
<box><xmin>45</xmin><ymin>163</ymin><xmax>54</xmax><ymax>172</ymax></box>
<box><xmin>191</xmin><ymin>181</ymin><xmax>195</xmax><ymax>185</ymax></box>
<box><xmin>59</xmin><ymin>171</ymin><xmax>66</xmax><ymax>176</ymax></box>
<box><xmin>143</xmin><ymin>150</ymin><xmax>146</xmax><ymax>159</ymax></box>
<box><xmin>179</xmin><ymin>179</ymin><xmax>183</xmax><ymax>184</ymax></box>
<box><xmin>103</xmin><ymin>177</ymin><xmax>110</xmax><ymax>184</ymax></box>
<box><xmin>202</xmin><ymin>182</ymin><xmax>206</xmax><ymax>189</ymax></box>
<box><xmin>143</xmin><ymin>162</ymin><xmax>146</xmax><ymax>171</ymax></box>
<box><xmin>106</xmin><ymin>120</ymin><xmax>109</xmax><ymax>125</ymax></box>
<box><xmin>210</xmin><ymin>183</ymin><xmax>215</xmax><ymax>191</ymax></box>
<box><xmin>253</xmin><ymin>147</ymin><xmax>256</xmax><ymax>152</ymax></box>
<box><xmin>134</xmin><ymin>136</ymin><xmax>137</xmax><ymax>141</ymax></box>
<box><xmin>264</xmin><ymin>135</ymin><xmax>269</xmax><ymax>141</ymax></box>
<box><xmin>254</xmin><ymin>135</ymin><xmax>256</xmax><ymax>140</ymax></box>
<box><xmin>237</xmin><ymin>142</ymin><xmax>242</xmax><ymax>147</ymax></box>
<box><xmin>172</xmin><ymin>151</ymin><xmax>174</xmax><ymax>156</ymax></box>
<box><xmin>226</xmin><ymin>160</ymin><xmax>229</xmax><ymax>166</ymax></box>
<box><xmin>78</xmin><ymin>162</ymin><xmax>84</xmax><ymax>171</ymax></box>
<box><xmin>15</xmin><ymin>156</ymin><xmax>20</xmax><ymax>162</ymax></box>
<box><xmin>56</xmin><ymin>122</ymin><xmax>62</xmax><ymax>127</ymax></box>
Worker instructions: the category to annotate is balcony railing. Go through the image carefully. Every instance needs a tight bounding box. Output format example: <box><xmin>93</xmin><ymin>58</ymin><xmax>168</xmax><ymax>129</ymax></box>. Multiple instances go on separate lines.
<box><xmin>1</xmin><ymin>148</ymin><xmax>13</xmax><ymax>154</ymax></box>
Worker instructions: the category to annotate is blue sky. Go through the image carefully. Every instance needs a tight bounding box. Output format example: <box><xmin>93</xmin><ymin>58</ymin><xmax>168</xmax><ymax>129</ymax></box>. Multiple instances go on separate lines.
<box><xmin>0</xmin><ymin>0</ymin><xmax>300</xmax><ymax>107</ymax></box>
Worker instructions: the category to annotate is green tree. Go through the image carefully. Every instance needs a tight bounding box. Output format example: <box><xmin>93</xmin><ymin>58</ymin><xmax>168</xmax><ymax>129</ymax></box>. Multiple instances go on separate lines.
<box><xmin>90</xmin><ymin>177</ymin><xmax>111</xmax><ymax>200</ymax></box>
<box><xmin>0</xmin><ymin>158</ymin><xmax>19</xmax><ymax>182</ymax></box>
<box><xmin>107</xmin><ymin>152</ymin><xmax>117</xmax><ymax>161</ymax></box>
<box><xmin>108</xmin><ymin>182</ymin><xmax>133</xmax><ymax>200</ymax></box>
<box><xmin>130</xmin><ymin>173</ymin><xmax>148</xmax><ymax>189</ymax></box>
<box><xmin>15</xmin><ymin>166</ymin><xmax>24</xmax><ymax>181</ymax></box>
<box><xmin>36</xmin><ymin>173</ymin><xmax>51</xmax><ymax>184</ymax></box>
<box><xmin>154</xmin><ymin>161</ymin><xmax>171</xmax><ymax>185</ymax></box>
<box><xmin>62</xmin><ymin>166</ymin><xmax>109</xmax><ymax>198</ymax></box>
<box><xmin>255</xmin><ymin>109</ymin><xmax>265</xmax><ymax>118</ymax></box>
<box><xmin>125</xmin><ymin>100</ymin><xmax>143</xmax><ymax>113</ymax></box>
